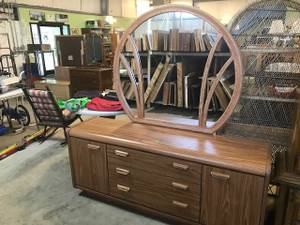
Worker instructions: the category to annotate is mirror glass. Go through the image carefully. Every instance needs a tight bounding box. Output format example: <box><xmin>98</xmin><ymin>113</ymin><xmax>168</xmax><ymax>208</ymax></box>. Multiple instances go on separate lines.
<box><xmin>116</xmin><ymin>9</ymin><xmax>240</xmax><ymax>132</ymax></box>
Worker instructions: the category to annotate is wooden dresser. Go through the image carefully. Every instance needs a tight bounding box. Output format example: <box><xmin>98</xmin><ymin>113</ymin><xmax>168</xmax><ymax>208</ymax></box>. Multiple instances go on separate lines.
<box><xmin>68</xmin><ymin>118</ymin><xmax>271</xmax><ymax>225</ymax></box>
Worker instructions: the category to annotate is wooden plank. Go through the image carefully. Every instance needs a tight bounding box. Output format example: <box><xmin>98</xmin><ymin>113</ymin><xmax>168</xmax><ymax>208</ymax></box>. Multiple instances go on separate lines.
<box><xmin>148</xmin><ymin>63</ymin><xmax>174</xmax><ymax>103</ymax></box>
<box><xmin>144</xmin><ymin>62</ymin><xmax>164</xmax><ymax>102</ymax></box>
<box><xmin>177</xmin><ymin>62</ymin><xmax>183</xmax><ymax>107</ymax></box>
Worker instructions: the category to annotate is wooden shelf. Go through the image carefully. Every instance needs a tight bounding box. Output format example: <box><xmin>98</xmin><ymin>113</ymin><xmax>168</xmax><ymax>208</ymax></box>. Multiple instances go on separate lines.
<box><xmin>241</xmin><ymin>48</ymin><xmax>300</xmax><ymax>54</ymax></box>
<box><xmin>244</xmin><ymin>71</ymin><xmax>300</xmax><ymax>80</ymax></box>
<box><xmin>276</xmin><ymin>172</ymin><xmax>300</xmax><ymax>188</ymax></box>
<box><xmin>224</xmin><ymin>122</ymin><xmax>293</xmax><ymax>145</ymax></box>
<box><xmin>123</xmin><ymin>51</ymin><xmax>231</xmax><ymax>57</ymax></box>
<box><xmin>241</xmin><ymin>95</ymin><xmax>299</xmax><ymax>103</ymax></box>
<box><xmin>234</xmin><ymin>33</ymin><xmax>300</xmax><ymax>37</ymax></box>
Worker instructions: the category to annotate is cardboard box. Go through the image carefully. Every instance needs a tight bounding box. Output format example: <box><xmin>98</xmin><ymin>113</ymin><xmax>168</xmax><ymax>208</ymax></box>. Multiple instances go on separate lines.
<box><xmin>55</xmin><ymin>66</ymin><xmax>74</xmax><ymax>81</ymax></box>
<box><xmin>34</xmin><ymin>79</ymin><xmax>70</xmax><ymax>100</ymax></box>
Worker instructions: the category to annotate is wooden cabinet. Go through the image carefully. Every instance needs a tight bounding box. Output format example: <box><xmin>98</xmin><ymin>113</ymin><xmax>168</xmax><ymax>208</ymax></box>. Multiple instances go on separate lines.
<box><xmin>284</xmin><ymin>190</ymin><xmax>300</xmax><ymax>225</ymax></box>
<box><xmin>69</xmin><ymin>68</ymin><xmax>113</xmax><ymax>96</ymax></box>
<box><xmin>201</xmin><ymin>166</ymin><xmax>265</xmax><ymax>225</ymax></box>
<box><xmin>68</xmin><ymin>118</ymin><xmax>271</xmax><ymax>225</ymax></box>
<box><xmin>69</xmin><ymin>138</ymin><xmax>108</xmax><ymax>194</ymax></box>
<box><xmin>56</xmin><ymin>36</ymin><xmax>84</xmax><ymax>67</ymax></box>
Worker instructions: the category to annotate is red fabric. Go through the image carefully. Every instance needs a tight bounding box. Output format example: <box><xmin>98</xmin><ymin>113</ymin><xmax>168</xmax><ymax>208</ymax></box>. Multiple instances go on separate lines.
<box><xmin>86</xmin><ymin>97</ymin><xmax>123</xmax><ymax>111</ymax></box>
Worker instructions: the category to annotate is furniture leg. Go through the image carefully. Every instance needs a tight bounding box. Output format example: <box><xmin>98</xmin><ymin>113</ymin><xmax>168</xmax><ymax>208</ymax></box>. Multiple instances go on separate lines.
<box><xmin>275</xmin><ymin>185</ymin><xmax>288</xmax><ymax>225</ymax></box>
<box><xmin>63</xmin><ymin>127</ymin><xmax>68</xmax><ymax>140</ymax></box>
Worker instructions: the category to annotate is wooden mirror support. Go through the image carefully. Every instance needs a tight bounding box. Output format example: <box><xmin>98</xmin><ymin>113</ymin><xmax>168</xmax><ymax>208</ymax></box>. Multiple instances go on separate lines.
<box><xmin>113</xmin><ymin>5</ymin><xmax>243</xmax><ymax>134</ymax></box>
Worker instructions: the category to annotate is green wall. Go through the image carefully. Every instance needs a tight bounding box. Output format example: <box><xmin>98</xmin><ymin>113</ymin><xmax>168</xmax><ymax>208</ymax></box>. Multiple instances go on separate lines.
<box><xmin>18</xmin><ymin>6</ymin><xmax>135</xmax><ymax>42</ymax></box>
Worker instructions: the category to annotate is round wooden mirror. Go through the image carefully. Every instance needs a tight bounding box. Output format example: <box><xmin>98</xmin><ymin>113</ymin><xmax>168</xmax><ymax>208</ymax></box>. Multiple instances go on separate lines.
<box><xmin>113</xmin><ymin>5</ymin><xmax>243</xmax><ymax>134</ymax></box>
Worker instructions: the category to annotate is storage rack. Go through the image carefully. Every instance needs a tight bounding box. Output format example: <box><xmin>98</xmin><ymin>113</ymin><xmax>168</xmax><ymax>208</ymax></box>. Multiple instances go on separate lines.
<box><xmin>224</xmin><ymin>0</ymin><xmax>300</xmax><ymax>169</ymax></box>
<box><xmin>120</xmin><ymin>12</ymin><xmax>233</xmax><ymax>113</ymax></box>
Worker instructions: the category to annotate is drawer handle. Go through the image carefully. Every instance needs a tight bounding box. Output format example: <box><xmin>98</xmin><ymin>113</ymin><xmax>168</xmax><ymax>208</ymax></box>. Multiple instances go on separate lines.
<box><xmin>117</xmin><ymin>184</ymin><xmax>130</xmax><ymax>192</ymax></box>
<box><xmin>172</xmin><ymin>200</ymin><xmax>188</xmax><ymax>208</ymax></box>
<box><xmin>172</xmin><ymin>182</ymin><xmax>189</xmax><ymax>191</ymax></box>
<box><xmin>87</xmin><ymin>144</ymin><xmax>100</xmax><ymax>150</ymax></box>
<box><xmin>116</xmin><ymin>167</ymin><xmax>130</xmax><ymax>176</ymax></box>
<box><xmin>172</xmin><ymin>162</ymin><xmax>189</xmax><ymax>171</ymax></box>
<box><xmin>114</xmin><ymin>150</ymin><xmax>129</xmax><ymax>157</ymax></box>
<box><xmin>210</xmin><ymin>171</ymin><xmax>230</xmax><ymax>181</ymax></box>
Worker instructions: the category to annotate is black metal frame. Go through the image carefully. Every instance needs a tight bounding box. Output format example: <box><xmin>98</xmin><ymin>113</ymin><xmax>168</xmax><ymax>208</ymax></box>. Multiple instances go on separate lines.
<box><xmin>23</xmin><ymin>87</ymin><xmax>82</xmax><ymax>142</ymax></box>
<box><xmin>29</xmin><ymin>22</ymin><xmax>70</xmax><ymax>75</ymax></box>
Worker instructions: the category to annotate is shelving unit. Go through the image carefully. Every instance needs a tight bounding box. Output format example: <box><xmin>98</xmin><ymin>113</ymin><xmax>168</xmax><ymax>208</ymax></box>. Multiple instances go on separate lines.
<box><xmin>241</xmin><ymin>95</ymin><xmax>299</xmax><ymax>103</ymax></box>
<box><xmin>81</xmin><ymin>26</ymin><xmax>112</xmax><ymax>65</ymax></box>
<box><xmin>114</xmin><ymin>5</ymin><xmax>243</xmax><ymax>135</ymax></box>
<box><xmin>120</xmin><ymin>13</ymin><xmax>234</xmax><ymax>117</ymax></box>
<box><xmin>224</xmin><ymin>0</ymin><xmax>300</xmax><ymax>173</ymax></box>
<box><xmin>123</xmin><ymin>51</ymin><xmax>231</xmax><ymax>57</ymax></box>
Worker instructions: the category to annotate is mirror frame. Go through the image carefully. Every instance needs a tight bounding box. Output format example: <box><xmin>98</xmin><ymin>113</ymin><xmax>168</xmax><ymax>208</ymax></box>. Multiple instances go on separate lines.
<box><xmin>113</xmin><ymin>4</ymin><xmax>243</xmax><ymax>134</ymax></box>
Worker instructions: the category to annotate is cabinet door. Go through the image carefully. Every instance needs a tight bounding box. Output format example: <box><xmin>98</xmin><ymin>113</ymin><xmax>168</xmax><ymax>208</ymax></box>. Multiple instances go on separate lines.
<box><xmin>201</xmin><ymin>166</ymin><xmax>265</xmax><ymax>225</ymax></box>
<box><xmin>69</xmin><ymin>138</ymin><xmax>108</xmax><ymax>194</ymax></box>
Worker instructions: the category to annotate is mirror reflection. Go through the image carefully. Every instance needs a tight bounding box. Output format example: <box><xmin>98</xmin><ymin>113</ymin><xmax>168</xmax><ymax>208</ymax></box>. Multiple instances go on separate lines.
<box><xmin>118</xmin><ymin>11</ymin><xmax>237</xmax><ymax>129</ymax></box>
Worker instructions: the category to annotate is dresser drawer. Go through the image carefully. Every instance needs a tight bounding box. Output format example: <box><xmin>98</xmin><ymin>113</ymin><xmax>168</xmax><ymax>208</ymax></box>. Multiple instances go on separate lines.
<box><xmin>107</xmin><ymin>145</ymin><xmax>201</xmax><ymax>184</ymax></box>
<box><xmin>108</xmin><ymin>161</ymin><xmax>200</xmax><ymax>199</ymax></box>
<box><xmin>109</xmin><ymin>171</ymin><xmax>200</xmax><ymax>222</ymax></box>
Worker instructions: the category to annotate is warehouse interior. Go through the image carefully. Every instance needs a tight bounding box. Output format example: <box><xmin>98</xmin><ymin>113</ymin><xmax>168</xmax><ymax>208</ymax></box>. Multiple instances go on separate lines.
<box><xmin>0</xmin><ymin>1</ymin><xmax>300</xmax><ymax>225</ymax></box>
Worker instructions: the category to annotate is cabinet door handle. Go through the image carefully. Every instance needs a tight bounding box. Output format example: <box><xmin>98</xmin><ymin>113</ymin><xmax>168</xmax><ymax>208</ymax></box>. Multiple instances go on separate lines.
<box><xmin>172</xmin><ymin>182</ymin><xmax>189</xmax><ymax>191</ymax></box>
<box><xmin>210</xmin><ymin>171</ymin><xmax>230</xmax><ymax>181</ymax></box>
<box><xmin>172</xmin><ymin>162</ymin><xmax>189</xmax><ymax>171</ymax></box>
<box><xmin>117</xmin><ymin>184</ymin><xmax>130</xmax><ymax>192</ymax></box>
<box><xmin>114</xmin><ymin>150</ymin><xmax>129</xmax><ymax>157</ymax></box>
<box><xmin>87</xmin><ymin>144</ymin><xmax>100</xmax><ymax>150</ymax></box>
<box><xmin>172</xmin><ymin>200</ymin><xmax>188</xmax><ymax>208</ymax></box>
<box><xmin>116</xmin><ymin>167</ymin><xmax>130</xmax><ymax>176</ymax></box>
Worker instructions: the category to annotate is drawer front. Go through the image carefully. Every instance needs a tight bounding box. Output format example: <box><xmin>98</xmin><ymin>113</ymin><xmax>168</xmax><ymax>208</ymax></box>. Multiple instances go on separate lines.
<box><xmin>109</xmin><ymin>169</ymin><xmax>200</xmax><ymax>222</ymax></box>
<box><xmin>108</xmin><ymin>161</ymin><xmax>201</xmax><ymax>199</ymax></box>
<box><xmin>107</xmin><ymin>145</ymin><xmax>201</xmax><ymax>184</ymax></box>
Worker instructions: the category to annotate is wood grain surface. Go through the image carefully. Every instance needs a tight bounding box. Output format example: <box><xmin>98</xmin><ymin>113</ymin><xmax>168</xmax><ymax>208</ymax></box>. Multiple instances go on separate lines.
<box><xmin>107</xmin><ymin>144</ymin><xmax>202</xmax><ymax>184</ymax></box>
<box><xmin>108</xmin><ymin>160</ymin><xmax>201</xmax><ymax>198</ymax></box>
<box><xmin>109</xmin><ymin>169</ymin><xmax>200</xmax><ymax>221</ymax></box>
<box><xmin>201</xmin><ymin>166</ymin><xmax>265</xmax><ymax>225</ymax></box>
<box><xmin>69</xmin><ymin>118</ymin><xmax>271</xmax><ymax>176</ymax></box>
<box><xmin>69</xmin><ymin>138</ymin><xmax>108</xmax><ymax>194</ymax></box>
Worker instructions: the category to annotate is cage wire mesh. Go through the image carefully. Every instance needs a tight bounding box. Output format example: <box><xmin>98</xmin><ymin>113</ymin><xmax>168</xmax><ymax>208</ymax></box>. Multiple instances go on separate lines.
<box><xmin>222</xmin><ymin>0</ymin><xmax>300</xmax><ymax>166</ymax></box>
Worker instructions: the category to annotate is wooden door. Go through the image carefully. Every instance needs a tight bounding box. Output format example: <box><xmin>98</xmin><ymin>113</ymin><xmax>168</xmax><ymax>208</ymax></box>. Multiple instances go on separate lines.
<box><xmin>69</xmin><ymin>138</ymin><xmax>108</xmax><ymax>194</ymax></box>
<box><xmin>201</xmin><ymin>166</ymin><xmax>265</xmax><ymax>225</ymax></box>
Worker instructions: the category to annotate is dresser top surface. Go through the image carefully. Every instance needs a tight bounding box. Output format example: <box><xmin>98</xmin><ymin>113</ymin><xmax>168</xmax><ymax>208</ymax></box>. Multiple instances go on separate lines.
<box><xmin>69</xmin><ymin>118</ymin><xmax>271</xmax><ymax>176</ymax></box>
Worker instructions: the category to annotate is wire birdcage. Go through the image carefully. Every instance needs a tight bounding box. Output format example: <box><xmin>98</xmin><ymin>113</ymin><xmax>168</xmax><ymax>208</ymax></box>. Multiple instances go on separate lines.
<box><xmin>222</xmin><ymin>0</ymin><xmax>300</xmax><ymax>167</ymax></box>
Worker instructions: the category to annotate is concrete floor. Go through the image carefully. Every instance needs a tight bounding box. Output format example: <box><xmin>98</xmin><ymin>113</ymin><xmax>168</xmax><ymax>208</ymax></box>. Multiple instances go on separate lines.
<box><xmin>0</xmin><ymin>98</ymin><xmax>274</xmax><ymax>225</ymax></box>
<box><xmin>0</xmin><ymin>131</ymin><xmax>168</xmax><ymax>225</ymax></box>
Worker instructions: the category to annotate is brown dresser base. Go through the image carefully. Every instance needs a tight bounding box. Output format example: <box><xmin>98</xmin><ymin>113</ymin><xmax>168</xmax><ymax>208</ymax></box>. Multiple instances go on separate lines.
<box><xmin>68</xmin><ymin>118</ymin><xmax>272</xmax><ymax>225</ymax></box>
<box><xmin>79</xmin><ymin>188</ymin><xmax>200</xmax><ymax>225</ymax></box>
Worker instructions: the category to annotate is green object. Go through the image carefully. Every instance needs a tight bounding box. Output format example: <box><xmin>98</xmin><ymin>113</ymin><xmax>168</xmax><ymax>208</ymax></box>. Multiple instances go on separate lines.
<box><xmin>57</xmin><ymin>99</ymin><xmax>65</xmax><ymax>109</ymax></box>
<box><xmin>57</xmin><ymin>98</ymin><xmax>90</xmax><ymax>112</ymax></box>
